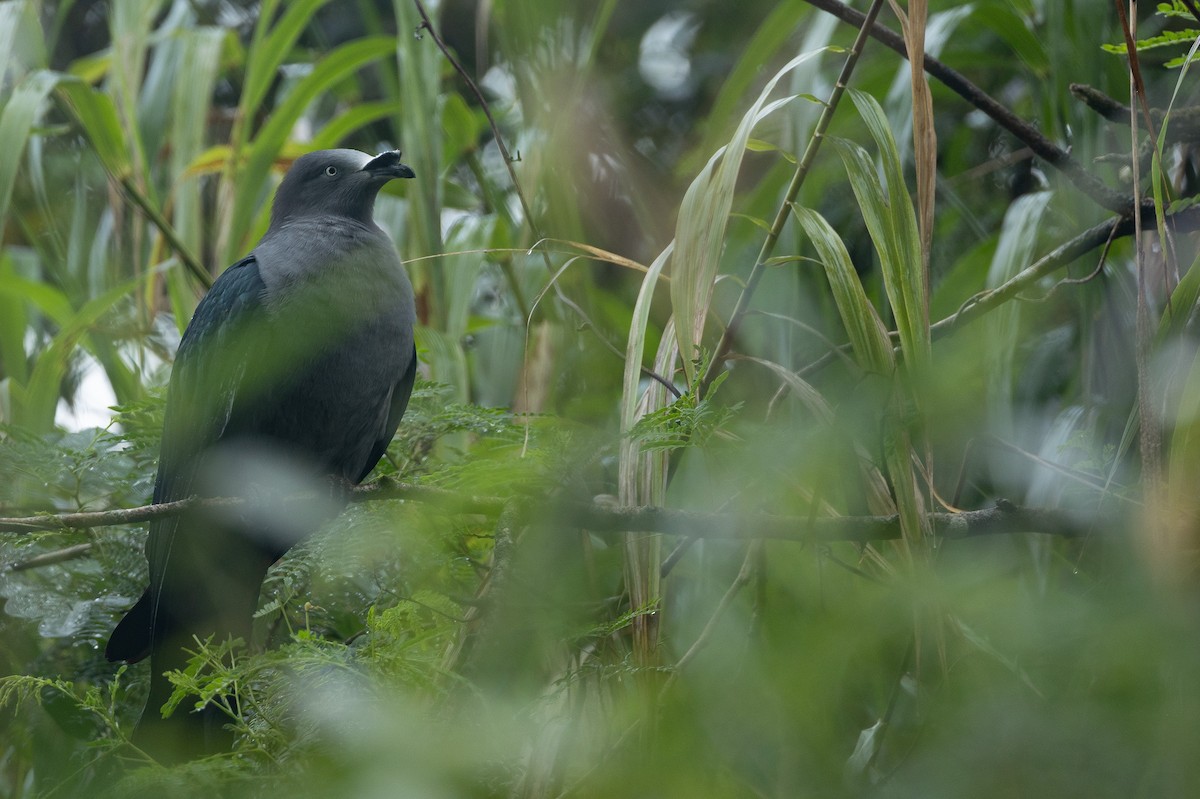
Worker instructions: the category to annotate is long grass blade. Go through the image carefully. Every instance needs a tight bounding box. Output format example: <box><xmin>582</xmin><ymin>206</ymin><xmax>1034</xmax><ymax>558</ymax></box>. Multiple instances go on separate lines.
<box><xmin>793</xmin><ymin>206</ymin><xmax>894</xmax><ymax>373</ymax></box>
<box><xmin>670</xmin><ymin>49</ymin><xmax>828</xmax><ymax>386</ymax></box>
<box><xmin>239</xmin><ymin>0</ymin><xmax>330</xmax><ymax>133</ymax></box>
<box><xmin>0</xmin><ymin>253</ymin><xmax>33</xmax><ymax>391</ymax></box>
<box><xmin>0</xmin><ymin>71</ymin><xmax>61</xmax><ymax>231</ymax></box>
<box><xmin>841</xmin><ymin>90</ymin><xmax>930</xmax><ymax>369</ymax></box>
<box><xmin>20</xmin><ymin>272</ymin><xmax>155</xmax><ymax>432</ymax></box>
<box><xmin>55</xmin><ymin>78</ymin><xmax>133</xmax><ymax>180</ymax></box>
<box><xmin>893</xmin><ymin>0</ymin><xmax>937</xmax><ymax>266</ymax></box>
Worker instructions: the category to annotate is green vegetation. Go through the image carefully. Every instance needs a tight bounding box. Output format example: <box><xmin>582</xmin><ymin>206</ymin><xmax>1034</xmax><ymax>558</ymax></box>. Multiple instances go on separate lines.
<box><xmin>2</xmin><ymin>0</ymin><xmax>1200</xmax><ymax>796</ymax></box>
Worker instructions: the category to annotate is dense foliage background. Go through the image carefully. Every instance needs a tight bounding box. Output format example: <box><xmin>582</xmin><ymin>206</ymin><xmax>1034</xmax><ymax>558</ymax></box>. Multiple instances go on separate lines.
<box><xmin>2</xmin><ymin>0</ymin><xmax>1200</xmax><ymax>795</ymax></box>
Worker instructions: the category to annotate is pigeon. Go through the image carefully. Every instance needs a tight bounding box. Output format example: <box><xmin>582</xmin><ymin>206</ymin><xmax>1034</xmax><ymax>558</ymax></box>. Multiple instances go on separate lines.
<box><xmin>105</xmin><ymin>149</ymin><xmax>417</xmax><ymax>759</ymax></box>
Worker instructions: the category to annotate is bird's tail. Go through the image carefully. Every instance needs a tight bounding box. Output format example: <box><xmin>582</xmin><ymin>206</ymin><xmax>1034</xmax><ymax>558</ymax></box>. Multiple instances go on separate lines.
<box><xmin>105</xmin><ymin>590</ymin><xmax>154</xmax><ymax>664</ymax></box>
<box><xmin>132</xmin><ymin>638</ymin><xmax>236</xmax><ymax>762</ymax></box>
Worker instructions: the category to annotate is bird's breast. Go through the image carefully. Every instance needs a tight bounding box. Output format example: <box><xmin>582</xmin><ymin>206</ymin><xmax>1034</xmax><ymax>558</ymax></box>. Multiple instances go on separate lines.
<box><xmin>231</xmin><ymin>223</ymin><xmax>417</xmax><ymax>479</ymax></box>
<box><xmin>247</xmin><ymin>215</ymin><xmax>415</xmax><ymax>396</ymax></box>
<box><xmin>256</xmin><ymin>217</ymin><xmax>413</xmax><ymax>304</ymax></box>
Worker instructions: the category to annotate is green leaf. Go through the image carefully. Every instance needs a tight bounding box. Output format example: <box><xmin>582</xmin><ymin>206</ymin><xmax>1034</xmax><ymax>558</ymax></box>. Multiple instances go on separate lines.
<box><xmin>1159</xmin><ymin>247</ymin><xmax>1200</xmax><ymax>343</ymax></box>
<box><xmin>55</xmin><ymin>77</ymin><xmax>132</xmax><ymax>179</ymax></box>
<box><xmin>169</xmin><ymin>26</ymin><xmax>228</xmax><ymax>255</ymax></box>
<box><xmin>730</xmin><ymin>212</ymin><xmax>773</xmax><ymax>232</ymax></box>
<box><xmin>66</xmin><ymin>50</ymin><xmax>110</xmax><ymax>82</ymax></box>
<box><xmin>240</xmin><ymin>0</ymin><xmax>330</xmax><ymax>125</ymax></box>
<box><xmin>0</xmin><ymin>272</ymin><xmax>74</xmax><ymax>327</ymax></box>
<box><xmin>21</xmin><ymin>272</ymin><xmax>153</xmax><ymax>432</ymax></box>
<box><xmin>441</xmin><ymin>92</ymin><xmax>483</xmax><ymax>165</ymax></box>
<box><xmin>1157</xmin><ymin>1</ymin><xmax>1196</xmax><ymax>18</ymax></box>
<box><xmin>671</xmin><ymin>48</ymin><xmax>828</xmax><ymax>385</ymax></box>
<box><xmin>2</xmin><ymin>0</ymin><xmax>47</xmax><ymax>74</ymax></box>
<box><xmin>312</xmin><ymin>101</ymin><xmax>401</xmax><ymax>150</ymax></box>
<box><xmin>972</xmin><ymin>3</ymin><xmax>1048</xmax><ymax>73</ymax></box>
<box><xmin>1168</xmin><ymin>340</ymin><xmax>1200</xmax><ymax>524</ymax></box>
<box><xmin>793</xmin><ymin>206</ymin><xmax>894</xmax><ymax>373</ymax></box>
<box><xmin>844</xmin><ymin>90</ymin><xmax>930</xmax><ymax>371</ymax></box>
<box><xmin>1164</xmin><ymin>50</ymin><xmax>1200</xmax><ymax>68</ymax></box>
<box><xmin>1102</xmin><ymin>28</ymin><xmax>1200</xmax><ymax>55</ymax></box>
<box><xmin>0</xmin><ymin>70</ymin><xmax>62</xmax><ymax>230</ymax></box>
<box><xmin>628</xmin><ymin>372</ymin><xmax>739</xmax><ymax>452</ymax></box>
<box><xmin>393</xmin><ymin>0</ymin><xmax>446</xmax><ymax>319</ymax></box>
<box><xmin>981</xmin><ymin>191</ymin><xmax>1053</xmax><ymax>442</ymax></box>
<box><xmin>619</xmin><ymin>243</ymin><xmax>675</xmax><ymax>506</ymax></box>
<box><xmin>0</xmin><ymin>252</ymin><xmax>31</xmax><ymax>387</ymax></box>
<box><xmin>744</xmin><ymin>138</ymin><xmax>779</xmax><ymax>153</ymax></box>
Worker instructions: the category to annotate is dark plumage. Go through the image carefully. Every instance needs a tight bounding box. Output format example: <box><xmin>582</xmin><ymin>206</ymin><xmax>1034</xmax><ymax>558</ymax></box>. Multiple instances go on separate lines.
<box><xmin>105</xmin><ymin>149</ymin><xmax>417</xmax><ymax>760</ymax></box>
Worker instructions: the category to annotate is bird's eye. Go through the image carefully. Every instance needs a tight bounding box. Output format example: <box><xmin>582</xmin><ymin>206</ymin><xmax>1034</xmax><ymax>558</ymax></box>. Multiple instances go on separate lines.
<box><xmin>325</xmin><ymin>165</ymin><xmax>338</xmax><ymax>176</ymax></box>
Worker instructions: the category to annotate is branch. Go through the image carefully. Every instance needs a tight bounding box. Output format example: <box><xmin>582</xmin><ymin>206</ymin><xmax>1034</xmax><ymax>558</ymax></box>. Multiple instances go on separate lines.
<box><xmin>0</xmin><ymin>483</ymin><xmax>1090</xmax><ymax>543</ymax></box>
<box><xmin>571</xmin><ymin>499</ymin><xmax>1089</xmax><ymax>543</ymax></box>
<box><xmin>802</xmin><ymin>0</ymin><xmax>1133</xmax><ymax>213</ymax></box>
<box><xmin>347</xmin><ymin>476</ymin><xmax>504</xmax><ymax>514</ymax></box>
<box><xmin>1071</xmin><ymin>83</ymin><xmax>1200</xmax><ymax>145</ymax></box>
<box><xmin>929</xmin><ymin>202</ymin><xmax>1200</xmax><ymax>338</ymax></box>
<box><xmin>0</xmin><ymin>479</ymin><xmax>499</xmax><ymax>535</ymax></box>
<box><xmin>0</xmin><ymin>496</ymin><xmax>215</xmax><ymax>533</ymax></box>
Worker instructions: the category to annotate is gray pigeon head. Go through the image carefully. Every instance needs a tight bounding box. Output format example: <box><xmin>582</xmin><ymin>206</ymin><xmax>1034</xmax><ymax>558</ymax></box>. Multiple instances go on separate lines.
<box><xmin>269</xmin><ymin>148</ymin><xmax>415</xmax><ymax>228</ymax></box>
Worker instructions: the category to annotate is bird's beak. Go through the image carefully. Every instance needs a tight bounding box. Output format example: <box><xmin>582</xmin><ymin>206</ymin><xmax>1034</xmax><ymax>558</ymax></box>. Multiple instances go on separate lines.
<box><xmin>362</xmin><ymin>150</ymin><xmax>415</xmax><ymax>180</ymax></box>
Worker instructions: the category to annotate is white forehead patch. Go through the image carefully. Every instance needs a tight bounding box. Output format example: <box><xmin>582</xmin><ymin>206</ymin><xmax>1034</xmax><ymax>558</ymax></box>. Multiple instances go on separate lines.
<box><xmin>328</xmin><ymin>149</ymin><xmax>373</xmax><ymax>171</ymax></box>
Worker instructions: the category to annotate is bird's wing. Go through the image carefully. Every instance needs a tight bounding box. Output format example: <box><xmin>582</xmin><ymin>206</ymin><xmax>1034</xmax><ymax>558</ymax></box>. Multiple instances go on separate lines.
<box><xmin>153</xmin><ymin>256</ymin><xmax>268</xmax><ymax>502</ymax></box>
<box><xmin>107</xmin><ymin>255</ymin><xmax>269</xmax><ymax>664</ymax></box>
<box><xmin>146</xmin><ymin>257</ymin><xmax>269</xmax><ymax>597</ymax></box>
<box><xmin>356</xmin><ymin>343</ymin><xmax>418</xmax><ymax>483</ymax></box>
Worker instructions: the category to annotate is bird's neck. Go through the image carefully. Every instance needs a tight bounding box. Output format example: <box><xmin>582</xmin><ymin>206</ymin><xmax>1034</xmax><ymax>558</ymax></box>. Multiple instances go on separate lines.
<box><xmin>253</xmin><ymin>216</ymin><xmax>410</xmax><ymax>312</ymax></box>
<box><xmin>265</xmin><ymin>213</ymin><xmax>383</xmax><ymax>240</ymax></box>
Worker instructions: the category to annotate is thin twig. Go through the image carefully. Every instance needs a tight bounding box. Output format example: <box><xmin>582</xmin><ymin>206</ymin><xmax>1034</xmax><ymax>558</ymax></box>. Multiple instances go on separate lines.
<box><xmin>947</xmin><ymin>147</ymin><xmax>1033</xmax><ymax>184</ymax></box>
<box><xmin>981</xmin><ymin>434</ymin><xmax>1140</xmax><ymax>505</ymax></box>
<box><xmin>1071</xmin><ymin>84</ymin><xmax>1200</xmax><ymax>145</ymax></box>
<box><xmin>411</xmin><ymin>0</ymin><xmax>542</xmax><ymax>265</ymax></box>
<box><xmin>118</xmin><ymin>176</ymin><xmax>212</xmax><ymax>289</ymax></box>
<box><xmin>1027</xmin><ymin>226</ymin><xmax>1116</xmax><ymax>300</ymax></box>
<box><xmin>0</xmin><ymin>496</ymin><xmax>210</xmax><ymax>533</ymax></box>
<box><xmin>6</xmin><ymin>543</ymin><xmax>94</xmax><ymax>572</ymax></box>
<box><xmin>1113</xmin><ymin>0</ymin><xmax>1160</xmax><ymax>143</ymax></box>
<box><xmin>931</xmin><ymin>204</ymin><xmax>1200</xmax><ymax>339</ymax></box>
